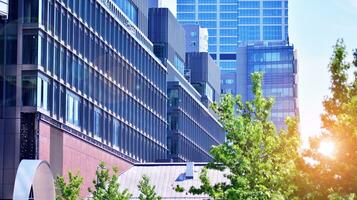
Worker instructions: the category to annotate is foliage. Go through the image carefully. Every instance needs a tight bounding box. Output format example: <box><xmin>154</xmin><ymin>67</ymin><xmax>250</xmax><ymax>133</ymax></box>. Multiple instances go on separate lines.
<box><xmin>300</xmin><ymin>40</ymin><xmax>357</xmax><ymax>199</ymax></box>
<box><xmin>188</xmin><ymin>73</ymin><xmax>301</xmax><ymax>199</ymax></box>
<box><xmin>174</xmin><ymin>185</ymin><xmax>185</xmax><ymax>193</ymax></box>
<box><xmin>138</xmin><ymin>175</ymin><xmax>161</xmax><ymax>200</ymax></box>
<box><xmin>55</xmin><ymin>171</ymin><xmax>83</xmax><ymax>200</ymax></box>
<box><xmin>88</xmin><ymin>162</ymin><xmax>132</xmax><ymax>200</ymax></box>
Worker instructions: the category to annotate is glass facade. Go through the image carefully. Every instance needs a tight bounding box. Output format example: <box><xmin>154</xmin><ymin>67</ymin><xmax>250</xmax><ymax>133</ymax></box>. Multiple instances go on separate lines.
<box><xmin>237</xmin><ymin>0</ymin><xmax>289</xmax><ymax>42</ymax></box>
<box><xmin>177</xmin><ymin>0</ymin><xmax>238</xmax><ymax>72</ymax></box>
<box><xmin>245</xmin><ymin>45</ymin><xmax>298</xmax><ymax>129</ymax></box>
<box><xmin>167</xmin><ymin>82</ymin><xmax>225</xmax><ymax>162</ymax></box>
<box><xmin>6</xmin><ymin>0</ymin><xmax>168</xmax><ymax>163</ymax></box>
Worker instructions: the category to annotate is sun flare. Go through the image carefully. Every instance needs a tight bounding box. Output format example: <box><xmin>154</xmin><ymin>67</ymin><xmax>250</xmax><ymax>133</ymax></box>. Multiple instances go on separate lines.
<box><xmin>318</xmin><ymin>140</ymin><xmax>336</xmax><ymax>158</ymax></box>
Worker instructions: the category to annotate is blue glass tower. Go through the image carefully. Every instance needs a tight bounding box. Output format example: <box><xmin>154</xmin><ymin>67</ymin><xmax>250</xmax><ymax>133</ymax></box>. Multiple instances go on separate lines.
<box><xmin>235</xmin><ymin>0</ymin><xmax>297</xmax><ymax>130</ymax></box>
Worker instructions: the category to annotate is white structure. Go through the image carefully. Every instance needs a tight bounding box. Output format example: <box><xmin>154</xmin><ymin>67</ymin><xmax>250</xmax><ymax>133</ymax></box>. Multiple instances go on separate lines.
<box><xmin>183</xmin><ymin>24</ymin><xmax>209</xmax><ymax>53</ymax></box>
<box><xmin>0</xmin><ymin>0</ymin><xmax>8</xmax><ymax>19</ymax></box>
<box><xmin>13</xmin><ymin>160</ymin><xmax>55</xmax><ymax>200</ymax></box>
<box><xmin>149</xmin><ymin>0</ymin><xmax>177</xmax><ymax>17</ymax></box>
<box><xmin>119</xmin><ymin>163</ymin><xmax>228</xmax><ymax>199</ymax></box>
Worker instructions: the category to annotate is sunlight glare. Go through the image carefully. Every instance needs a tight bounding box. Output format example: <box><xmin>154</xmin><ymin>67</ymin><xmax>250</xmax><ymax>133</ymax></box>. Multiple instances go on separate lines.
<box><xmin>318</xmin><ymin>140</ymin><xmax>335</xmax><ymax>158</ymax></box>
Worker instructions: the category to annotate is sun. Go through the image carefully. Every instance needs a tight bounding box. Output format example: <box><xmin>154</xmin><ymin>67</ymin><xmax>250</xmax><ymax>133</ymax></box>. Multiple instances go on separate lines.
<box><xmin>318</xmin><ymin>140</ymin><xmax>336</xmax><ymax>158</ymax></box>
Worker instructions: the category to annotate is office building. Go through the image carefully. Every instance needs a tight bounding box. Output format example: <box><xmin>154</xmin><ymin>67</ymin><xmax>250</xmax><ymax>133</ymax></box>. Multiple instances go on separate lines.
<box><xmin>177</xmin><ymin>0</ymin><xmax>298</xmax><ymax>129</ymax></box>
<box><xmin>235</xmin><ymin>0</ymin><xmax>297</xmax><ymax>129</ymax></box>
<box><xmin>148</xmin><ymin>8</ymin><xmax>186</xmax><ymax>75</ymax></box>
<box><xmin>0</xmin><ymin>0</ymin><xmax>168</xmax><ymax>198</ymax></box>
<box><xmin>183</xmin><ymin>24</ymin><xmax>209</xmax><ymax>53</ymax></box>
<box><xmin>237</xmin><ymin>0</ymin><xmax>288</xmax><ymax>44</ymax></box>
<box><xmin>177</xmin><ymin>0</ymin><xmax>240</xmax><ymax>94</ymax></box>
<box><xmin>149</xmin><ymin>8</ymin><xmax>225</xmax><ymax>162</ymax></box>
<box><xmin>237</xmin><ymin>42</ymin><xmax>298</xmax><ymax>130</ymax></box>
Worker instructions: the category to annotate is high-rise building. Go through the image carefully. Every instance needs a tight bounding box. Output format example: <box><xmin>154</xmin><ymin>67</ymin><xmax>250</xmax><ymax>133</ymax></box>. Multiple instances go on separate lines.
<box><xmin>235</xmin><ymin>0</ymin><xmax>297</xmax><ymax>130</ymax></box>
<box><xmin>237</xmin><ymin>0</ymin><xmax>288</xmax><ymax>44</ymax></box>
<box><xmin>177</xmin><ymin>0</ymin><xmax>298</xmax><ymax>129</ymax></box>
<box><xmin>237</xmin><ymin>42</ymin><xmax>298</xmax><ymax>130</ymax></box>
<box><xmin>0</xmin><ymin>0</ymin><xmax>168</xmax><ymax>198</ymax></box>
<box><xmin>177</xmin><ymin>0</ymin><xmax>240</xmax><ymax>94</ymax></box>
<box><xmin>148</xmin><ymin>8</ymin><xmax>225</xmax><ymax>162</ymax></box>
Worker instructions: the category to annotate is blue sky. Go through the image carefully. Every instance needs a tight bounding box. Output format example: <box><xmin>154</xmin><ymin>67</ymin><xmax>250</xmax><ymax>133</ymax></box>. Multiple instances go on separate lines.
<box><xmin>289</xmin><ymin>0</ymin><xmax>357</xmax><ymax>142</ymax></box>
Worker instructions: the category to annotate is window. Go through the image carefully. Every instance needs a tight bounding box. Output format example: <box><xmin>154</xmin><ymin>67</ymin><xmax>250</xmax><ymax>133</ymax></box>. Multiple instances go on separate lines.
<box><xmin>263</xmin><ymin>9</ymin><xmax>282</xmax><ymax>16</ymax></box>
<box><xmin>177</xmin><ymin>13</ymin><xmax>195</xmax><ymax>20</ymax></box>
<box><xmin>174</xmin><ymin>55</ymin><xmax>185</xmax><ymax>75</ymax></box>
<box><xmin>220</xmin><ymin>21</ymin><xmax>237</xmax><ymax>28</ymax></box>
<box><xmin>238</xmin><ymin>1</ymin><xmax>260</xmax><ymax>8</ymax></box>
<box><xmin>220</xmin><ymin>5</ymin><xmax>237</xmax><ymax>12</ymax></box>
<box><xmin>205</xmin><ymin>83</ymin><xmax>214</xmax><ymax>101</ymax></box>
<box><xmin>178</xmin><ymin>5</ymin><xmax>195</xmax><ymax>12</ymax></box>
<box><xmin>220</xmin><ymin>29</ymin><xmax>237</xmax><ymax>36</ymax></box>
<box><xmin>47</xmin><ymin>38</ymin><xmax>54</xmax><ymax>73</ymax></box>
<box><xmin>41</xmin><ymin>0</ymin><xmax>48</xmax><ymax>27</ymax></box>
<box><xmin>54</xmin><ymin>3</ymin><xmax>60</xmax><ymax>37</ymax></box>
<box><xmin>22</xmin><ymin>75</ymin><xmax>37</xmax><ymax>106</ymax></box>
<box><xmin>263</xmin><ymin>26</ymin><xmax>282</xmax><ymax>40</ymax></box>
<box><xmin>66</xmin><ymin>91</ymin><xmax>80</xmax><ymax>127</ymax></box>
<box><xmin>93</xmin><ymin>107</ymin><xmax>102</xmax><ymax>139</ymax></box>
<box><xmin>263</xmin><ymin>18</ymin><xmax>282</xmax><ymax>24</ymax></box>
<box><xmin>53</xmin><ymin>81</ymin><xmax>59</xmax><ymax>117</ymax></box>
<box><xmin>220</xmin><ymin>13</ymin><xmax>237</xmax><ymax>19</ymax></box>
<box><xmin>115</xmin><ymin>0</ymin><xmax>138</xmax><ymax>24</ymax></box>
<box><xmin>23</xmin><ymin>34</ymin><xmax>38</xmax><ymax>64</ymax></box>
<box><xmin>24</xmin><ymin>0</ymin><xmax>39</xmax><ymax>23</ymax></box>
<box><xmin>199</xmin><ymin>21</ymin><xmax>216</xmax><ymax>28</ymax></box>
<box><xmin>263</xmin><ymin>1</ymin><xmax>282</xmax><ymax>8</ymax></box>
<box><xmin>5</xmin><ymin>76</ymin><xmax>16</xmax><ymax>106</ymax></box>
<box><xmin>238</xmin><ymin>26</ymin><xmax>260</xmax><ymax>41</ymax></box>
<box><xmin>38</xmin><ymin>77</ymin><xmax>50</xmax><ymax>111</ymax></box>
<box><xmin>238</xmin><ymin>17</ymin><xmax>260</xmax><ymax>24</ymax></box>
<box><xmin>198</xmin><ymin>5</ymin><xmax>216</xmax><ymax>12</ymax></box>
<box><xmin>112</xmin><ymin>119</ymin><xmax>120</xmax><ymax>148</ymax></box>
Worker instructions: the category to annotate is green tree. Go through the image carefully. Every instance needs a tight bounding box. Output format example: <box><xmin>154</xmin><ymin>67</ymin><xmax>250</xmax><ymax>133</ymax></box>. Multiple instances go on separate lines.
<box><xmin>300</xmin><ymin>40</ymin><xmax>357</xmax><ymax>199</ymax></box>
<box><xmin>55</xmin><ymin>171</ymin><xmax>83</xmax><ymax>200</ymax></box>
<box><xmin>88</xmin><ymin>162</ymin><xmax>132</xmax><ymax>200</ymax></box>
<box><xmin>189</xmin><ymin>73</ymin><xmax>301</xmax><ymax>199</ymax></box>
<box><xmin>138</xmin><ymin>175</ymin><xmax>161</xmax><ymax>200</ymax></box>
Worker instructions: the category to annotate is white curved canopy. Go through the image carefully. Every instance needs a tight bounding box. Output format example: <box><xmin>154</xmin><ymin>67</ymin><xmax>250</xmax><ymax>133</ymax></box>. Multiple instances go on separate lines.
<box><xmin>13</xmin><ymin>160</ymin><xmax>55</xmax><ymax>200</ymax></box>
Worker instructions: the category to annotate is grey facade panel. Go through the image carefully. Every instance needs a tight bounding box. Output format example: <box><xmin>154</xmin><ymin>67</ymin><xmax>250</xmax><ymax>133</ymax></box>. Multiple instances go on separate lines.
<box><xmin>132</xmin><ymin>0</ymin><xmax>149</xmax><ymax>36</ymax></box>
<box><xmin>148</xmin><ymin>8</ymin><xmax>186</xmax><ymax>65</ymax></box>
<box><xmin>186</xmin><ymin>52</ymin><xmax>220</xmax><ymax>103</ymax></box>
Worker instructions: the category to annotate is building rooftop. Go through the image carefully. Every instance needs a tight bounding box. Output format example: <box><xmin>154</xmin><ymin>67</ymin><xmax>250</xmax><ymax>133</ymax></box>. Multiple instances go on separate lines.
<box><xmin>118</xmin><ymin>162</ymin><xmax>228</xmax><ymax>199</ymax></box>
